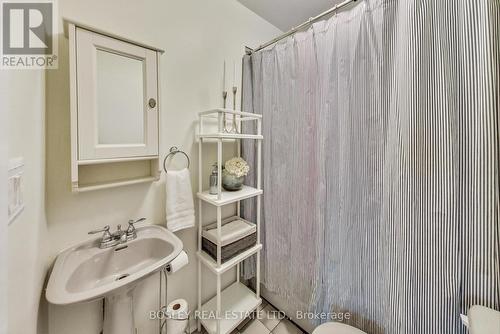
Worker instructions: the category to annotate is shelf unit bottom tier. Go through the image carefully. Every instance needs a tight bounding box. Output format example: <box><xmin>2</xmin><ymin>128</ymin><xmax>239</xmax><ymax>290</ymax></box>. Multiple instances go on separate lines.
<box><xmin>199</xmin><ymin>282</ymin><xmax>262</xmax><ymax>334</ymax></box>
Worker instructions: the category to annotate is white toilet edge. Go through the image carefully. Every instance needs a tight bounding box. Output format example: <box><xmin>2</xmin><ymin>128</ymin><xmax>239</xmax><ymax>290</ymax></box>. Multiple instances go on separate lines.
<box><xmin>312</xmin><ymin>322</ymin><xmax>367</xmax><ymax>334</ymax></box>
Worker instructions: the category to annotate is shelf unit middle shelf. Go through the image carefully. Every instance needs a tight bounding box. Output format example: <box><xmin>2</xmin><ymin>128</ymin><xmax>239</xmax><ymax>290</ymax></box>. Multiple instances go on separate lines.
<box><xmin>197</xmin><ymin>185</ymin><xmax>263</xmax><ymax>207</ymax></box>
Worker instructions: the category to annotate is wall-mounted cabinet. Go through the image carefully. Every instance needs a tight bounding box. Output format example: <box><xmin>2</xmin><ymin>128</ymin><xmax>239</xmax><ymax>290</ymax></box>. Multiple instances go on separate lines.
<box><xmin>65</xmin><ymin>20</ymin><xmax>164</xmax><ymax>192</ymax></box>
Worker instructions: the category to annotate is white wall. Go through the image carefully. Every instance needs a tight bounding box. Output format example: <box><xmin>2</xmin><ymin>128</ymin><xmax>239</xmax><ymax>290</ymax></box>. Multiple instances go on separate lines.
<box><xmin>0</xmin><ymin>64</ymin><xmax>9</xmax><ymax>334</ymax></box>
<box><xmin>6</xmin><ymin>68</ymin><xmax>50</xmax><ymax>334</ymax></box>
<box><xmin>42</xmin><ymin>1</ymin><xmax>281</xmax><ymax>334</ymax></box>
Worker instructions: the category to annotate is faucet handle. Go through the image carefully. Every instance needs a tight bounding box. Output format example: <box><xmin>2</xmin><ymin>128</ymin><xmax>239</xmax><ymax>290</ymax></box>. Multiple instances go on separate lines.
<box><xmin>126</xmin><ymin>218</ymin><xmax>145</xmax><ymax>240</ymax></box>
<box><xmin>88</xmin><ymin>225</ymin><xmax>112</xmax><ymax>242</ymax></box>
<box><xmin>127</xmin><ymin>218</ymin><xmax>146</xmax><ymax>230</ymax></box>
<box><xmin>128</xmin><ymin>217</ymin><xmax>146</xmax><ymax>226</ymax></box>
<box><xmin>88</xmin><ymin>225</ymin><xmax>110</xmax><ymax>235</ymax></box>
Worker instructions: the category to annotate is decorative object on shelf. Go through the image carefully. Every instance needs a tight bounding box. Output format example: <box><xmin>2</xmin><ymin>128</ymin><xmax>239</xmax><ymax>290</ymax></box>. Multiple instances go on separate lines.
<box><xmin>209</xmin><ymin>163</ymin><xmax>219</xmax><ymax>195</ymax></box>
<box><xmin>222</xmin><ymin>170</ymin><xmax>244</xmax><ymax>191</ymax></box>
<box><xmin>222</xmin><ymin>93</ymin><xmax>233</xmax><ymax>133</ymax></box>
<box><xmin>202</xmin><ymin>217</ymin><xmax>257</xmax><ymax>263</ymax></box>
<box><xmin>231</xmin><ymin>86</ymin><xmax>239</xmax><ymax>134</ymax></box>
<box><xmin>222</xmin><ymin>157</ymin><xmax>249</xmax><ymax>191</ymax></box>
<box><xmin>222</xmin><ymin>61</ymin><xmax>231</xmax><ymax>133</ymax></box>
<box><xmin>222</xmin><ymin>61</ymin><xmax>227</xmax><ymax>108</ymax></box>
<box><xmin>230</xmin><ymin>61</ymin><xmax>239</xmax><ymax>134</ymax></box>
<box><xmin>223</xmin><ymin>91</ymin><xmax>228</xmax><ymax>108</ymax></box>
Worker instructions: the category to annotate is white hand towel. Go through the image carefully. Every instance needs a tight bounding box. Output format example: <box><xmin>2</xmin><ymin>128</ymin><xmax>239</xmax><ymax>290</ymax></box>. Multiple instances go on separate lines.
<box><xmin>166</xmin><ymin>168</ymin><xmax>195</xmax><ymax>232</ymax></box>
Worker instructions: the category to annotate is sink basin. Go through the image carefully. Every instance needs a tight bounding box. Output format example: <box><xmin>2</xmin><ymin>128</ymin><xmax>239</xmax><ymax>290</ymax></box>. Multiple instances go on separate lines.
<box><xmin>47</xmin><ymin>225</ymin><xmax>183</xmax><ymax>305</ymax></box>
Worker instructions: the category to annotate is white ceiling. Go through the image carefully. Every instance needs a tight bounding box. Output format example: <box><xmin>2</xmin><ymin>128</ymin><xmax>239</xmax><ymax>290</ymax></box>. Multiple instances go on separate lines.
<box><xmin>238</xmin><ymin>0</ymin><xmax>344</xmax><ymax>31</ymax></box>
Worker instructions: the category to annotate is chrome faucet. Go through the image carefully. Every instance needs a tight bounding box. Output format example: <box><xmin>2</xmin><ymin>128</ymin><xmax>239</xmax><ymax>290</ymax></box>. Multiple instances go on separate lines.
<box><xmin>88</xmin><ymin>218</ymin><xmax>146</xmax><ymax>249</ymax></box>
<box><xmin>113</xmin><ymin>224</ymin><xmax>127</xmax><ymax>244</ymax></box>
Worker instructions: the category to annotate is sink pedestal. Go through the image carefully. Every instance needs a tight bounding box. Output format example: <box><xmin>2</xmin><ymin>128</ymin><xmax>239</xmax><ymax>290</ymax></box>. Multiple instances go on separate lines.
<box><xmin>103</xmin><ymin>287</ymin><xmax>135</xmax><ymax>334</ymax></box>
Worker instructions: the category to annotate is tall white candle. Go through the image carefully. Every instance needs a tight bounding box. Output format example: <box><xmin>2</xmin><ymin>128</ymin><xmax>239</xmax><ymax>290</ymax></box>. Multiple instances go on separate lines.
<box><xmin>223</xmin><ymin>60</ymin><xmax>226</xmax><ymax>92</ymax></box>
<box><xmin>232</xmin><ymin>61</ymin><xmax>236</xmax><ymax>87</ymax></box>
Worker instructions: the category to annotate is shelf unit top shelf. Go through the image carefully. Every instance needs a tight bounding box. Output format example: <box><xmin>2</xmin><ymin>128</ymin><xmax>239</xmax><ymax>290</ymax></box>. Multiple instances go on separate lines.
<box><xmin>200</xmin><ymin>282</ymin><xmax>262</xmax><ymax>334</ymax></box>
<box><xmin>197</xmin><ymin>186</ymin><xmax>262</xmax><ymax>207</ymax></box>
<box><xmin>199</xmin><ymin>108</ymin><xmax>262</xmax><ymax>119</ymax></box>
<box><xmin>197</xmin><ymin>133</ymin><xmax>263</xmax><ymax>140</ymax></box>
<box><xmin>197</xmin><ymin>243</ymin><xmax>262</xmax><ymax>275</ymax></box>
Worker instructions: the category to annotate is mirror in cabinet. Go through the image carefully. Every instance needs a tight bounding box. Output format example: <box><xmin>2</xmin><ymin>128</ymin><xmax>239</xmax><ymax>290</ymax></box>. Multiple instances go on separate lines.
<box><xmin>96</xmin><ymin>49</ymin><xmax>145</xmax><ymax>145</ymax></box>
<box><xmin>65</xmin><ymin>21</ymin><xmax>164</xmax><ymax>192</ymax></box>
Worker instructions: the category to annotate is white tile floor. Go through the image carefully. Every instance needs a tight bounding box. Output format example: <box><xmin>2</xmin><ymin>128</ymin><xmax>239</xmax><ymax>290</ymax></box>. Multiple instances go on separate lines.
<box><xmin>196</xmin><ymin>298</ymin><xmax>305</xmax><ymax>334</ymax></box>
<box><xmin>195</xmin><ymin>298</ymin><xmax>305</xmax><ymax>334</ymax></box>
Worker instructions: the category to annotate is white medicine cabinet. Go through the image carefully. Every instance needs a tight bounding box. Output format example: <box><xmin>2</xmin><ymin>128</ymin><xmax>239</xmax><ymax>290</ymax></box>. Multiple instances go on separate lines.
<box><xmin>65</xmin><ymin>20</ymin><xmax>164</xmax><ymax>192</ymax></box>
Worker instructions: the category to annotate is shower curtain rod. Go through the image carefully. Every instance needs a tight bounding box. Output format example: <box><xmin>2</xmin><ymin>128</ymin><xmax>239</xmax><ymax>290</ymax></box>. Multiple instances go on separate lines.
<box><xmin>249</xmin><ymin>0</ymin><xmax>358</xmax><ymax>54</ymax></box>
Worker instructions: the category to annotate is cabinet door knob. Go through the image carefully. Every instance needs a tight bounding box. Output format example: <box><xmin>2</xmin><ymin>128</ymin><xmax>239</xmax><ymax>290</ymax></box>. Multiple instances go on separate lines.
<box><xmin>148</xmin><ymin>98</ymin><xmax>157</xmax><ymax>108</ymax></box>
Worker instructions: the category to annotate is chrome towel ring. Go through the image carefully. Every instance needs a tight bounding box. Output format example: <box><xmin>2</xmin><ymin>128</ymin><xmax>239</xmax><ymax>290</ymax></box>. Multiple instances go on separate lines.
<box><xmin>163</xmin><ymin>147</ymin><xmax>190</xmax><ymax>173</ymax></box>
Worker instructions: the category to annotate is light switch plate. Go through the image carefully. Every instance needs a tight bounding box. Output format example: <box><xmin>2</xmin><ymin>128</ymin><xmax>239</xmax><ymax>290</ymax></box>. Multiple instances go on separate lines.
<box><xmin>8</xmin><ymin>157</ymin><xmax>24</xmax><ymax>225</ymax></box>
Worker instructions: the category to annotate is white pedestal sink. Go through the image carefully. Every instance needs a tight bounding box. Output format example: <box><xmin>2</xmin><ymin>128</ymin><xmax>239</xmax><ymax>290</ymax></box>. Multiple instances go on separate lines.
<box><xmin>46</xmin><ymin>225</ymin><xmax>184</xmax><ymax>334</ymax></box>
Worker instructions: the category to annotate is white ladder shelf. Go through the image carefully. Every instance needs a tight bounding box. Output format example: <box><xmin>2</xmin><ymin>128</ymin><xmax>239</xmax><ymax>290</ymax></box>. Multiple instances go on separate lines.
<box><xmin>197</xmin><ymin>108</ymin><xmax>263</xmax><ymax>334</ymax></box>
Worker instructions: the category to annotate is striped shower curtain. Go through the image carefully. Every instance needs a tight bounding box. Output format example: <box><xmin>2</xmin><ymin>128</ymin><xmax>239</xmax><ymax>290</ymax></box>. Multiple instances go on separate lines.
<box><xmin>241</xmin><ymin>0</ymin><xmax>500</xmax><ymax>333</ymax></box>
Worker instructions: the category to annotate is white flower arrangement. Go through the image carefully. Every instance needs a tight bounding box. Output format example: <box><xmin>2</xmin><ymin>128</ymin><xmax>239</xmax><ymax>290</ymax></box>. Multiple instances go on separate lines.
<box><xmin>224</xmin><ymin>157</ymin><xmax>250</xmax><ymax>178</ymax></box>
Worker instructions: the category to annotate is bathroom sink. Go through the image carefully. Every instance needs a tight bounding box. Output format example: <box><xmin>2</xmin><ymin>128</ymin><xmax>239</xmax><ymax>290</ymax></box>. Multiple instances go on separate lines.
<box><xmin>46</xmin><ymin>225</ymin><xmax>183</xmax><ymax>305</ymax></box>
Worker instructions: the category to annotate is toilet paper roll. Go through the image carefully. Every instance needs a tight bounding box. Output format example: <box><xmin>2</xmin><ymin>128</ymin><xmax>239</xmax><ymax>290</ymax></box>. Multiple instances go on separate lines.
<box><xmin>166</xmin><ymin>250</ymin><xmax>188</xmax><ymax>274</ymax></box>
<box><xmin>165</xmin><ymin>298</ymin><xmax>189</xmax><ymax>319</ymax></box>
<box><xmin>165</xmin><ymin>299</ymin><xmax>189</xmax><ymax>334</ymax></box>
